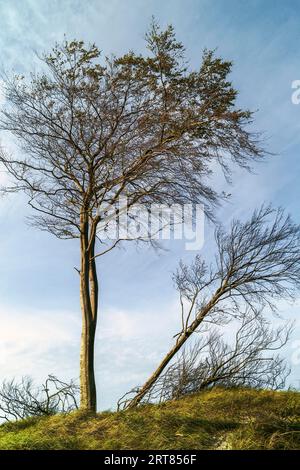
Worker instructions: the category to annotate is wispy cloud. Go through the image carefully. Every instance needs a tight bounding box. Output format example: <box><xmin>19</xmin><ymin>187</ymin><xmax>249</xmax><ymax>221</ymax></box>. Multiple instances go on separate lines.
<box><xmin>0</xmin><ymin>305</ymin><xmax>79</xmax><ymax>380</ymax></box>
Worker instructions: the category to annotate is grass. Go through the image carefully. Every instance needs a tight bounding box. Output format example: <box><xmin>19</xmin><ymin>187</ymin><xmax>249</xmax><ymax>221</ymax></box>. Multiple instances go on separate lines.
<box><xmin>0</xmin><ymin>388</ymin><xmax>299</xmax><ymax>450</ymax></box>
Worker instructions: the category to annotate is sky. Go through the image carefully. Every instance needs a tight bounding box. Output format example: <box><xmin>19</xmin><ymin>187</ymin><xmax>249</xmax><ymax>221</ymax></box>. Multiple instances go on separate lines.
<box><xmin>0</xmin><ymin>0</ymin><xmax>300</xmax><ymax>410</ymax></box>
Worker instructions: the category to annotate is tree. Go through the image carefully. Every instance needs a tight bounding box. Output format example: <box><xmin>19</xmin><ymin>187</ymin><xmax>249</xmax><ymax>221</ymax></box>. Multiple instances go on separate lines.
<box><xmin>118</xmin><ymin>312</ymin><xmax>292</xmax><ymax>409</ymax></box>
<box><xmin>0</xmin><ymin>375</ymin><xmax>79</xmax><ymax>422</ymax></box>
<box><xmin>124</xmin><ymin>205</ymin><xmax>300</xmax><ymax>409</ymax></box>
<box><xmin>0</xmin><ymin>21</ymin><xmax>264</xmax><ymax>411</ymax></box>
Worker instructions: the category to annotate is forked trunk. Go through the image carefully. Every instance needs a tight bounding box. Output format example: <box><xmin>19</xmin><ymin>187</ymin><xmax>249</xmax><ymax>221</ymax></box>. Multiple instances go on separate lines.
<box><xmin>79</xmin><ymin>299</ymin><xmax>97</xmax><ymax>410</ymax></box>
<box><xmin>79</xmin><ymin>215</ymin><xmax>98</xmax><ymax>412</ymax></box>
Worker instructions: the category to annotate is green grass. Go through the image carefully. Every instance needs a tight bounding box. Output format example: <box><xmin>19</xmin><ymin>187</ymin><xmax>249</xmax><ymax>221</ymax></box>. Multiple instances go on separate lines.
<box><xmin>0</xmin><ymin>388</ymin><xmax>299</xmax><ymax>450</ymax></box>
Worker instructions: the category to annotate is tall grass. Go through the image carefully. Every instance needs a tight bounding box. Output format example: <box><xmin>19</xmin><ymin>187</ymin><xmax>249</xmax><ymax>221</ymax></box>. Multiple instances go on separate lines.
<box><xmin>0</xmin><ymin>388</ymin><xmax>299</xmax><ymax>450</ymax></box>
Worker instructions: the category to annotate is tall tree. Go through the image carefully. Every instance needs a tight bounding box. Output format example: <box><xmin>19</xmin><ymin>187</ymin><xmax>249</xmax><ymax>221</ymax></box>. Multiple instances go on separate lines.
<box><xmin>124</xmin><ymin>206</ymin><xmax>300</xmax><ymax>409</ymax></box>
<box><xmin>0</xmin><ymin>22</ymin><xmax>263</xmax><ymax>411</ymax></box>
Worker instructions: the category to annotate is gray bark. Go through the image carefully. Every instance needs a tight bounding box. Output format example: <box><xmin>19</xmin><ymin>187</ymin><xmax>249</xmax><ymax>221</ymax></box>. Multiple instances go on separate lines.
<box><xmin>79</xmin><ymin>214</ymin><xmax>98</xmax><ymax>411</ymax></box>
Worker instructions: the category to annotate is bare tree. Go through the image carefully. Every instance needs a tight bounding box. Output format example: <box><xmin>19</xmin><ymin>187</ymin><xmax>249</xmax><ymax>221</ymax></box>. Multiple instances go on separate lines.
<box><xmin>118</xmin><ymin>314</ymin><xmax>291</xmax><ymax>409</ymax></box>
<box><xmin>124</xmin><ymin>205</ymin><xmax>300</xmax><ymax>408</ymax></box>
<box><xmin>0</xmin><ymin>375</ymin><xmax>79</xmax><ymax>422</ymax></box>
<box><xmin>0</xmin><ymin>21</ymin><xmax>264</xmax><ymax>411</ymax></box>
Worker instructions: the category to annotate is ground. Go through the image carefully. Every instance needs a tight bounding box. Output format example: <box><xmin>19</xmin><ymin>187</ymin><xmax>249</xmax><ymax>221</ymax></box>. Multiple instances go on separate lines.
<box><xmin>0</xmin><ymin>388</ymin><xmax>299</xmax><ymax>450</ymax></box>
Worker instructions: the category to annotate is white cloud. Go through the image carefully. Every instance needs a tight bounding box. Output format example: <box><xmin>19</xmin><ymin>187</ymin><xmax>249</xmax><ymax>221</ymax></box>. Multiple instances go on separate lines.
<box><xmin>0</xmin><ymin>294</ymin><xmax>298</xmax><ymax>411</ymax></box>
<box><xmin>0</xmin><ymin>305</ymin><xmax>80</xmax><ymax>380</ymax></box>
<box><xmin>99</xmin><ymin>299</ymin><xmax>179</xmax><ymax>341</ymax></box>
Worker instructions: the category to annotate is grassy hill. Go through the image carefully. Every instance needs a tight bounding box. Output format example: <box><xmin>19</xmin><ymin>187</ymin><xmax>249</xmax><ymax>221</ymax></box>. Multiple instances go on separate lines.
<box><xmin>0</xmin><ymin>388</ymin><xmax>299</xmax><ymax>450</ymax></box>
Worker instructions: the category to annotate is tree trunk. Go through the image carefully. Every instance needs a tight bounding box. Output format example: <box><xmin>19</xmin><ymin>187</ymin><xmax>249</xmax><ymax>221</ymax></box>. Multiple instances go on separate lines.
<box><xmin>79</xmin><ymin>215</ymin><xmax>98</xmax><ymax>412</ymax></box>
<box><xmin>125</xmin><ymin>287</ymin><xmax>225</xmax><ymax>409</ymax></box>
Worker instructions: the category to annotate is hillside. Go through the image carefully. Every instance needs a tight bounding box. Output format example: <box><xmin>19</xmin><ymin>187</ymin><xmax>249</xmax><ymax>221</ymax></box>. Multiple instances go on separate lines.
<box><xmin>0</xmin><ymin>388</ymin><xmax>299</xmax><ymax>450</ymax></box>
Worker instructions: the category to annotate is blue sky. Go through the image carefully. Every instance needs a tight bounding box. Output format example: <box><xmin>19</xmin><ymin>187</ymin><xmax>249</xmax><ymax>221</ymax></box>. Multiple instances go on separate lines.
<box><xmin>0</xmin><ymin>0</ymin><xmax>300</xmax><ymax>409</ymax></box>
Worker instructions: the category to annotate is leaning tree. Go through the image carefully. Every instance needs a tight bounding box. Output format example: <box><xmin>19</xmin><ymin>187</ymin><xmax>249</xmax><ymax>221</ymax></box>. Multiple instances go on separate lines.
<box><xmin>118</xmin><ymin>312</ymin><xmax>292</xmax><ymax>408</ymax></box>
<box><xmin>0</xmin><ymin>22</ymin><xmax>264</xmax><ymax>411</ymax></box>
<box><xmin>124</xmin><ymin>206</ymin><xmax>300</xmax><ymax>408</ymax></box>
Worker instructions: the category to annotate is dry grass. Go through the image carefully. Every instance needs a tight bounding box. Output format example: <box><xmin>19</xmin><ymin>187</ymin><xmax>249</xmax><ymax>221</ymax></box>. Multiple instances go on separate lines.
<box><xmin>0</xmin><ymin>388</ymin><xmax>299</xmax><ymax>450</ymax></box>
